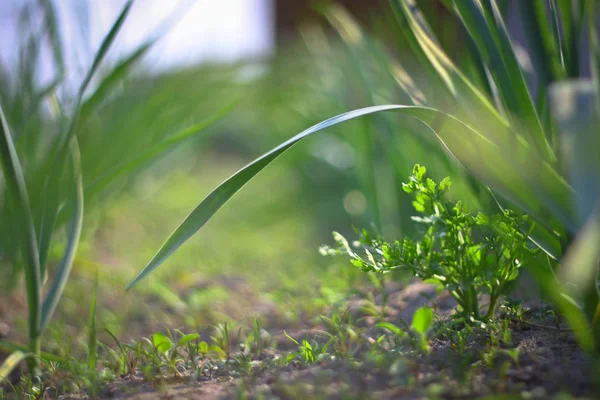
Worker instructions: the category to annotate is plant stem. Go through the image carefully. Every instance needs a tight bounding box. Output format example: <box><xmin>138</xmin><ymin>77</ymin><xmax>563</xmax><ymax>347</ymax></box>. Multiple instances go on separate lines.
<box><xmin>28</xmin><ymin>334</ymin><xmax>41</xmax><ymax>377</ymax></box>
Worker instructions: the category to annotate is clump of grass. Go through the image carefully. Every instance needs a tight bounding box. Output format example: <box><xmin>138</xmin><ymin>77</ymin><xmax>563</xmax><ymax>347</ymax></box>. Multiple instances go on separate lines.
<box><xmin>0</xmin><ymin>0</ymin><xmax>233</xmax><ymax>383</ymax></box>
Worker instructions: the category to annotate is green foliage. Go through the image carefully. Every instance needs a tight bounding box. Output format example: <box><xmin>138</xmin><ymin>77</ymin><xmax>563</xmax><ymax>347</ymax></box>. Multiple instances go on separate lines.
<box><xmin>0</xmin><ymin>0</ymin><xmax>132</xmax><ymax>374</ymax></box>
<box><xmin>326</xmin><ymin>165</ymin><xmax>535</xmax><ymax>322</ymax></box>
<box><xmin>0</xmin><ymin>0</ymin><xmax>232</xmax><ymax>377</ymax></box>
<box><xmin>411</xmin><ymin>306</ymin><xmax>434</xmax><ymax>354</ymax></box>
<box><xmin>284</xmin><ymin>331</ymin><xmax>332</xmax><ymax>365</ymax></box>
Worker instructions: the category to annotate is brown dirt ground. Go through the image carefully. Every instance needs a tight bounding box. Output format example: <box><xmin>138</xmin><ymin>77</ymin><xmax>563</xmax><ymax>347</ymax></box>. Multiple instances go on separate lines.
<box><xmin>2</xmin><ymin>279</ymin><xmax>599</xmax><ymax>399</ymax></box>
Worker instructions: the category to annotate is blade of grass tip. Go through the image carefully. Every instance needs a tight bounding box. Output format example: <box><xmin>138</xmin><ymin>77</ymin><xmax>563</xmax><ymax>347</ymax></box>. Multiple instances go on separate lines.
<box><xmin>453</xmin><ymin>0</ymin><xmax>554</xmax><ymax>162</ymax></box>
<box><xmin>392</xmin><ymin>0</ymin><xmax>511</xmax><ymax>145</ymax></box>
<box><xmin>126</xmin><ymin>105</ymin><xmax>574</xmax><ymax>289</ymax></box>
<box><xmin>87</xmin><ymin>269</ymin><xmax>99</xmax><ymax>370</ymax></box>
<box><xmin>40</xmin><ymin>137</ymin><xmax>84</xmax><ymax>331</ymax></box>
<box><xmin>54</xmin><ymin>0</ymin><xmax>134</xmax><ymax>160</ymax></box>
<box><xmin>79</xmin><ymin>41</ymin><xmax>153</xmax><ymax>121</ymax></box>
<box><xmin>0</xmin><ymin>351</ymin><xmax>28</xmax><ymax>384</ymax></box>
<box><xmin>41</xmin><ymin>0</ymin><xmax>65</xmax><ymax>77</ymax></box>
<box><xmin>0</xmin><ymin>105</ymin><xmax>41</xmax><ymax>362</ymax></box>
<box><xmin>77</xmin><ymin>0</ymin><xmax>134</xmax><ymax>101</ymax></box>
<box><xmin>80</xmin><ymin>0</ymin><xmax>195</xmax><ymax>121</ymax></box>
<box><xmin>84</xmin><ymin>100</ymin><xmax>237</xmax><ymax>198</ymax></box>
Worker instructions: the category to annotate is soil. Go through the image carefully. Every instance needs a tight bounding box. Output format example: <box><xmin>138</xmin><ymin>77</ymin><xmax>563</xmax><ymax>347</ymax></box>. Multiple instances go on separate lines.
<box><xmin>2</xmin><ymin>280</ymin><xmax>598</xmax><ymax>399</ymax></box>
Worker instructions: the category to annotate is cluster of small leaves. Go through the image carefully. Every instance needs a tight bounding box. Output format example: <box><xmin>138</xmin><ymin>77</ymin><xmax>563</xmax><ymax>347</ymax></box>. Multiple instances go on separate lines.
<box><xmin>323</xmin><ymin>165</ymin><xmax>537</xmax><ymax>321</ymax></box>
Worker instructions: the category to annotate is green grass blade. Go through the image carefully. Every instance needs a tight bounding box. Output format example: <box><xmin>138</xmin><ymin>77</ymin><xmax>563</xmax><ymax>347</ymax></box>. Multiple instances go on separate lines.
<box><xmin>104</xmin><ymin>329</ymin><xmax>125</xmax><ymax>357</ymax></box>
<box><xmin>40</xmin><ymin>138</ymin><xmax>84</xmax><ymax>331</ymax></box>
<box><xmin>517</xmin><ymin>1</ymin><xmax>559</xmax><ymax>86</ymax></box>
<box><xmin>37</xmin><ymin>175</ymin><xmax>61</xmax><ymax>279</ymax></box>
<box><xmin>555</xmin><ymin>0</ymin><xmax>580</xmax><ymax>77</ymax></box>
<box><xmin>389</xmin><ymin>0</ymin><xmax>452</xmax><ymax>100</ymax></box>
<box><xmin>79</xmin><ymin>40</ymin><xmax>153</xmax><ymax>121</ymax></box>
<box><xmin>54</xmin><ymin>0</ymin><xmax>134</xmax><ymax>159</ymax></box>
<box><xmin>391</xmin><ymin>0</ymin><xmax>511</xmax><ymax>145</ymax></box>
<box><xmin>0</xmin><ymin>105</ymin><xmax>41</xmax><ymax>339</ymax></box>
<box><xmin>548</xmin><ymin>0</ymin><xmax>567</xmax><ymax>77</ymax></box>
<box><xmin>87</xmin><ymin>269</ymin><xmax>99</xmax><ymax>370</ymax></box>
<box><xmin>127</xmin><ymin>105</ymin><xmax>574</xmax><ymax>289</ymax></box>
<box><xmin>0</xmin><ymin>351</ymin><xmax>28</xmax><ymax>384</ymax></box>
<box><xmin>453</xmin><ymin>0</ymin><xmax>553</xmax><ymax>161</ymax></box>
<box><xmin>77</xmin><ymin>0</ymin><xmax>134</xmax><ymax>101</ymax></box>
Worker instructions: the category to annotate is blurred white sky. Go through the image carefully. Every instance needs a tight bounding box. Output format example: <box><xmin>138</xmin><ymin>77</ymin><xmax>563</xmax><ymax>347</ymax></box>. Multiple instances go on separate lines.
<box><xmin>0</xmin><ymin>0</ymin><xmax>274</xmax><ymax>85</ymax></box>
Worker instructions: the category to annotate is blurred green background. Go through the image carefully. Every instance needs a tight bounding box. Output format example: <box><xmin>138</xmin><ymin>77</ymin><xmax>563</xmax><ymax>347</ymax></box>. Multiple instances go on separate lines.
<box><xmin>0</xmin><ymin>0</ymin><xmax>538</xmax><ymax>356</ymax></box>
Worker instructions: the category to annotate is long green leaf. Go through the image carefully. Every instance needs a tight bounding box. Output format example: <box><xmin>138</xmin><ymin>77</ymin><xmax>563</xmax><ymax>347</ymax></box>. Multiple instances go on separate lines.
<box><xmin>127</xmin><ymin>105</ymin><xmax>574</xmax><ymax>289</ymax></box>
<box><xmin>0</xmin><ymin>105</ymin><xmax>41</xmax><ymax>340</ymax></box>
<box><xmin>548</xmin><ymin>0</ymin><xmax>567</xmax><ymax>77</ymax></box>
<box><xmin>40</xmin><ymin>138</ymin><xmax>84</xmax><ymax>331</ymax></box>
<box><xmin>517</xmin><ymin>1</ymin><xmax>561</xmax><ymax>86</ymax></box>
<box><xmin>79</xmin><ymin>41</ymin><xmax>153</xmax><ymax>121</ymax></box>
<box><xmin>55</xmin><ymin>0</ymin><xmax>134</xmax><ymax>158</ymax></box>
<box><xmin>452</xmin><ymin>0</ymin><xmax>553</xmax><ymax>162</ymax></box>
<box><xmin>0</xmin><ymin>351</ymin><xmax>28</xmax><ymax>384</ymax></box>
<box><xmin>556</xmin><ymin>0</ymin><xmax>580</xmax><ymax>77</ymax></box>
<box><xmin>391</xmin><ymin>0</ymin><xmax>511</xmax><ymax>146</ymax></box>
<box><xmin>77</xmin><ymin>0</ymin><xmax>135</xmax><ymax>102</ymax></box>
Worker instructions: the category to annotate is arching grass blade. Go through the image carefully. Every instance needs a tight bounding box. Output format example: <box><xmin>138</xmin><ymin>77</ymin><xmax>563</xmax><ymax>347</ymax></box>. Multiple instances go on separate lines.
<box><xmin>127</xmin><ymin>105</ymin><xmax>574</xmax><ymax>289</ymax></box>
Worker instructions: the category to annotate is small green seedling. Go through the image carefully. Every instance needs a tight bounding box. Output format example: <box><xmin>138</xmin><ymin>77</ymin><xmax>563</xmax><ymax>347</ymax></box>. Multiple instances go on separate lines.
<box><xmin>320</xmin><ymin>309</ymin><xmax>361</xmax><ymax>360</ymax></box>
<box><xmin>284</xmin><ymin>331</ymin><xmax>332</xmax><ymax>365</ymax></box>
<box><xmin>411</xmin><ymin>306</ymin><xmax>434</xmax><ymax>354</ymax></box>
<box><xmin>211</xmin><ymin>322</ymin><xmax>232</xmax><ymax>362</ymax></box>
